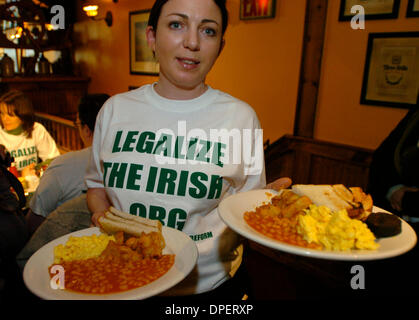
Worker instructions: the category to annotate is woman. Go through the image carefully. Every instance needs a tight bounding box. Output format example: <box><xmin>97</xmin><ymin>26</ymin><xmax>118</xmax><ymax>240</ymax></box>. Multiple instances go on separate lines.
<box><xmin>23</xmin><ymin>94</ymin><xmax>109</xmax><ymax>235</ymax></box>
<box><xmin>0</xmin><ymin>90</ymin><xmax>60</xmax><ymax>176</ymax></box>
<box><xmin>86</xmin><ymin>0</ymin><xmax>290</xmax><ymax>298</ymax></box>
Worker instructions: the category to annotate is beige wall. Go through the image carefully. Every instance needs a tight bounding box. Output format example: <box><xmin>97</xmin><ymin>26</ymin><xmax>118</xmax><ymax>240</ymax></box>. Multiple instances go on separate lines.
<box><xmin>316</xmin><ymin>0</ymin><xmax>418</xmax><ymax>149</ymax></box>
<box><xmin>74</xmin><ymin>0</ymin><xmax>418</xmax><ymax>150</ymax></box>
<box><xmin>74</xmin><ymin>0</ymin><xmax>157</xmax><ymax>95</ymax></box>
<box><xmin>73</xmin><ymin>0</ymin><xmax>304</xmax><ymax>144</ymax></box>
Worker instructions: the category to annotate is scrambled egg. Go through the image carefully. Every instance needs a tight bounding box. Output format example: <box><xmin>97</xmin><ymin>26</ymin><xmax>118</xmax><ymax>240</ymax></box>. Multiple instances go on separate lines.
<box><xmin>297</xmin><ymin>205</ymin><xmax>379</xmax><ymax>251</ymax></box>
<box><xmin>53</xmin><ymin>234</ymin><xmax>115</xmax><ymax>264</ymax></box>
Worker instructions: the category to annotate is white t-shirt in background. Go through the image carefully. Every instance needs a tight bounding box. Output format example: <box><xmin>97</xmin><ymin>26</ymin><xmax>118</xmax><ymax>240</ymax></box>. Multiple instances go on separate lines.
<box><xmin>30</xmin><ymin>147</ymin><xmax>91</xmax><ymax>217</ymax></box>
<box><xmin>0</xmin><ymin>122</ymin><xmax>60</xmax><ymax>171</ymax></box>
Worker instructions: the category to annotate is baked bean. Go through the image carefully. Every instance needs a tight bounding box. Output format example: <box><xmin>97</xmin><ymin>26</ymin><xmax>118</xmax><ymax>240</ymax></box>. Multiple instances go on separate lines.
<box><xmin>244</xmin><ymin>211</ymin><xmax>321</xmax><ymax>250</ymax></box>
<box><xmin>49</xmin><ymin>254</ymin><xmax>175</xmax><ymax>294</ymax></box>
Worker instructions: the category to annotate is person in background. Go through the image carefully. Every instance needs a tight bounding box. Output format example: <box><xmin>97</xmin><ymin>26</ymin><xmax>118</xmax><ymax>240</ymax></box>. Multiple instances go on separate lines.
<box><xmin>25</xmin><ymin>94</ymin><xmax>110</xmax><ymax>235</ymax></box>
<box><xmin>366</xmin><ymin>105</ymin><xmax>419</xmax><ymax>297</ymax></box>
<box><xmin>16</xmin><ymin>95</ymin><xmax>109</xmax><ymax>273</ymax></box>
<box><xmin>86</xmin><ymin>0</ymin><xmax>291</xmax><ymax>300</ymax></box>
<box><xmin>367</xmin><ymin>106</ymin><xmax>419</xmax><ymax>227</ymax></box>
<box><xmin>0</xmin><ymin>90</ymin><xmax>60</xmax><ymax>177</ymax></box>
<box><xmin>0</xmin><ymin>145</ymin><xmax>28</xmax><ymax>300</ymax></box>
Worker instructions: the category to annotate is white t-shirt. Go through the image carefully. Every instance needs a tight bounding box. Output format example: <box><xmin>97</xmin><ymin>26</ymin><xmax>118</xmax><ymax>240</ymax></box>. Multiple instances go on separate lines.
<box><xmin>85</xmin><ymin>84</ymin><xmax>266</xmax><ymax>295</ymax></box>
<box><xmin>0</xmin><ymin>122</ymin><xmax>60</xmax><ymax>171</ymax></box>
<box><xmin>29</xmin><ymin>147</ymin><xmax>91</xmax><ymax>217</ymax></box>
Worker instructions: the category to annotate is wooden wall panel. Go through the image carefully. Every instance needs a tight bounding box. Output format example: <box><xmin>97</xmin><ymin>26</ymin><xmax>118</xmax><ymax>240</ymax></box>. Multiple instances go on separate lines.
<box><xmin>265</xmin><ymin>134</ymin><xmax>373</xmax><ymax>189</ymax></box>
<box><xmin>308</xmin><ymin>155</ymin><xmax>370</xmax><ymax>187</ymax></box>
<box><xmin>264</xmin><ymin>150</ymin><xmax>295</xmax><ymax>182</ymax></box>
<box><xmin>34</xmin><ymin>112</ymin><xmax>83</xmax><ymax>152</ymax></box>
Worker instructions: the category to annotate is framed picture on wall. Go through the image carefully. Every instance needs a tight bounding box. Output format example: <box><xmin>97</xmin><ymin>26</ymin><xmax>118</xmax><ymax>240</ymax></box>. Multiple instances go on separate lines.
<box><xmin>129</xmin><ymin>10</ymin><xmax>159</xmax><ymax>75</ymax></box>
<box><xmin>240</xmin><ymin>0</ymin><xmax>276</xmax><ymax>20</ymax></box>
<box><xmin>360</xmin><ymin>32</ymin><xmax>419</xmax><ymax>108</ymax></box>
<box><xmin>339</xmin><ymin>0</ymin><xmax>400</xmax><ymax>21</ymax></box>
<box><xmin>406</xmin><ymin>0</ymin><xmax>419</xmax><ymax>17</ymax></box>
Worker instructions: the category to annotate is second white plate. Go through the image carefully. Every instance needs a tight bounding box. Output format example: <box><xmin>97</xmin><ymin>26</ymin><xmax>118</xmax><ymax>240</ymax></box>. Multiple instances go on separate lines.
<box><xmin>23</xmin><ymin>226</ymin><xmax>198</xmax><ymax>300</ymax></box>
<box><xmin>218</xmin><ymin>189</ymin><xmax>417</xmax><ymax>261</ymax></box>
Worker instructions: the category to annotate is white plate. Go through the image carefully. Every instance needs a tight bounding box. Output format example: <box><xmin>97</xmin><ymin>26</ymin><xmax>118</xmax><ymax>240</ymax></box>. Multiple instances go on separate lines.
<box><xmin>23</xmin><ymin>227</ymin><xmax>198</xmax><ymax>300</ymax></box>
<box><xmin>218</xmin><ymin>189</ymin><xmax>417</xmax><ymax>261</ymax></box>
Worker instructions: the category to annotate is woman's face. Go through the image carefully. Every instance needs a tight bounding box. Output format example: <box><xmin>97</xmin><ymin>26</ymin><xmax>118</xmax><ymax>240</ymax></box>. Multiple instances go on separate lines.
<box><xmin>147</xmin><ymin>0</ymin><xmax>224</xmax><ymax>93</ymax></box>
<box><xmin>0</xmin><ymin>103</ymin><xmax>22</xmax><ymax>131</ymax></box>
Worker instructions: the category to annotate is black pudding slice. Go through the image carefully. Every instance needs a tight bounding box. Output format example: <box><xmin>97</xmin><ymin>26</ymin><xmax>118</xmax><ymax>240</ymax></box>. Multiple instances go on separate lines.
<box><xmin>366</xmin><ymin>212</ymin><xmax>402</xmax><ymax>238</ymax></box>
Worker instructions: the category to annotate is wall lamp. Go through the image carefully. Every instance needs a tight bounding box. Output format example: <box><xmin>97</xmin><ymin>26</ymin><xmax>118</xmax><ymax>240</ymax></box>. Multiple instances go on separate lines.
<box><xmin>83</xmin><ymin>4</ymin><xmax>113</xmax><ymax>27</ymax></box>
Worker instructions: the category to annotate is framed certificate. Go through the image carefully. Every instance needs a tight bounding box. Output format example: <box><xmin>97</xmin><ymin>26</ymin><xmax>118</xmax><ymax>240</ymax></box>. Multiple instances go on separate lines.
<box><xmin>360</xmin><ymin>32</ymin><xmax>419</xmax><ymax>108</ymax></box>
<box><xmin>406</xmin><ymin>0</ymin><xmax>419</xmax><ymax>17</ymax></box>
<box><xmin>339</xmin><ymin>0</ymin><xmax>400</xmax><ymax>20</ymax></box>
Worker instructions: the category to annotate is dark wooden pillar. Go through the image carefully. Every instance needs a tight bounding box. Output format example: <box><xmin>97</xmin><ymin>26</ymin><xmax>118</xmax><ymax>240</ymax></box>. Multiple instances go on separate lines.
<box><xmin>293</xmin><ymin>0</ymin><xmax>328</xmax><ymax>138</ymax></box>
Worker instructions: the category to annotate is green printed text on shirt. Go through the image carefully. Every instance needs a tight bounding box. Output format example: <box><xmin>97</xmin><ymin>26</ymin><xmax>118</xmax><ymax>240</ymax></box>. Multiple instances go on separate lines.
<box><xmin>112</xmin><ymin>130</ymin><xmax>226</xmax><ymax>167</ymax></box>
<box><xmin>190</xmin><ymin>232</ymin><xmax>213</xmax><ymax>241</ymax></box>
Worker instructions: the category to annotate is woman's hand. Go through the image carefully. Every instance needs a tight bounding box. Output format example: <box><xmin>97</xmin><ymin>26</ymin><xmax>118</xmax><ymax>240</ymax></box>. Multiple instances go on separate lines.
<box><xmin>87</xmin><ymin>188</ymin><xmax>111</xmax><ymax>227</ymax></box>
<box><xmin>91</xmin><ymin>211</ymin><xmax>106</xmax><ymax>227</ymax></box>
<box><xmin>266</xmin><ymin>177</ymin><xmax>292</xmax><ymax>191</ymax></box>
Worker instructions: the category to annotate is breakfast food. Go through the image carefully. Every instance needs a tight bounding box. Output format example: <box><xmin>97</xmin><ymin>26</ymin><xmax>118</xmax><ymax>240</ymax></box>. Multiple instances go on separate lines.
<box><xmin>53</xmin><ymin>233</ymin><xmax>115</xmax><ymax>264</ymax></box>
<box><xmin>98</xmin><ymin>206</ymin><xmax>162</xmax><ymax>237</ymax></box>
<box><xmin>49</xmin><ymin>208</ymin><xmax>174</xmax><ymax>294</ymax></box>
<box><xmin>298</xmin><ymin>205</ymin><xmax>379</xmax><ymax>251</ymax></box>
<box><xmin>98</xmin><ymin>206</ymin><xmax>165</xmax><ymax>258</ymax></box>
<box><xmin>291</xmin><ymin>184</ymin><xmax>373</xmax><ymax>221</ymax></box>
<box><xmin>244</xmin><ymin>185</ymin><xmax>381</xmax><ymax>251</ymax></box>
<box><xmin>365</xmin><ymin>212</ymin><xmax>402</xmax><ymax>238</ymax></box>
<box><xmin>244</xmin><ymin>190</ymin><xmax>322</xmax><ymax>250</ymax></box>
<box><xmin>54</xmin><ymin>253</ymin><xmax>174</xmax><ymax>294</ymax></box>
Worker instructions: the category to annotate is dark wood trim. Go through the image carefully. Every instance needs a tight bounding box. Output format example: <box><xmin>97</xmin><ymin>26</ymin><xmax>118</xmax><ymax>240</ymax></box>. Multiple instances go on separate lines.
<box><xmin>264</xmin><ymin>134</ymin><xmax>373</xmax><ymax>189</ymax></box>
<box><xmin>0</xmin><ymin>76</ymin><xmax>90</xmax><ymax>119</ymax></box>
<box><xmin>0</xmin><ymin>76</ymin><xmax>90</xmax><ymax>83</ymax></box>
<box><xmin>35</xmin><ymin>111</ymin><xmax>74</xmax><ymax>127</ymax></box>
<box><xmin>34</xmin><ymin>112</ymin><xmax>83</xmax><ymax>152</ymax></box>
<box><xmin>294</xmin><ymin>0</ymin><xmax>328</xmax><ymax>138</ymax></box>
<box><xmin>248</xmin><ymin>241</ymin><xmax>349</xmax><ymax>287</ymax></box>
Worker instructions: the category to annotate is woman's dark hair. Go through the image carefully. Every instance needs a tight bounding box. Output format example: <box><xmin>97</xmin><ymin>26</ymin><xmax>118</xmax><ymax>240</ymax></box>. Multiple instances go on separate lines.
<box><xmin>148</xmin><ymin>0</ymin><xmax>229</xmax><ymax>36</ymax></box>
<box><xmin>0</xmin><ymin>90</ymin><xmax>35</xmax><ymax>138</ymax></box>
<box><xmin>78</xmin><ymin>94</ymin><xmax>110</xmax><ymax>132</ymax></box>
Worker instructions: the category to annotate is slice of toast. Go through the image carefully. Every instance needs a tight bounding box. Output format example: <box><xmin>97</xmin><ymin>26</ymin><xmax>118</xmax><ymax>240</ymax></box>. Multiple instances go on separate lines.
<box><xmin>109</xmin><ymin>206</ymin><xmax>162</xmax><ymax>231</ymax></box>
<box><xmin>98</xmin><ymin>207</ymin><xmax>162</xmax><ymax>237</ymax></box>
